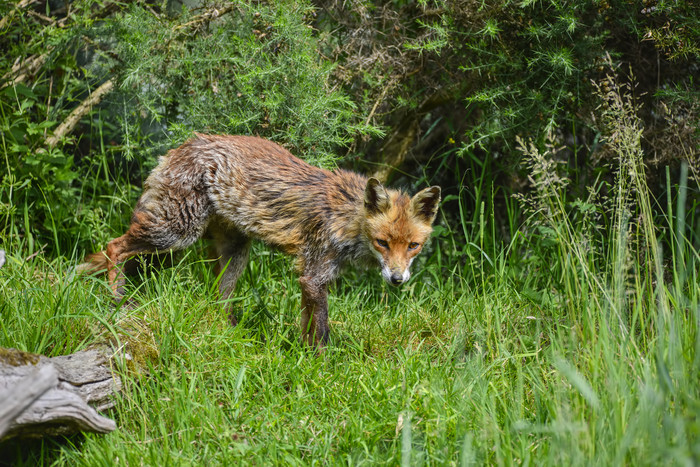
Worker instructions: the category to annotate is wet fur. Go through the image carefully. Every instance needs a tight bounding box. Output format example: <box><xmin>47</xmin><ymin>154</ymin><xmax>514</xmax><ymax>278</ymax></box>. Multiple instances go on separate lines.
<box><xmin>80</xmin><ymin>134</ymin><xmax>440</xmax><ymax>347</ymax></box>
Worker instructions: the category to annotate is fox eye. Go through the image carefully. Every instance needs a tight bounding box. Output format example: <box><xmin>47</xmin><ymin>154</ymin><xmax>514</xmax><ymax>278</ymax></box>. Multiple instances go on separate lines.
<box><xmin>408</xmin><ymin>242</ymin><xmax>420</xmax><ymax>250</ymax></box>
<box><xmin>376</xmin><ymin>239</ymin><xmax>389</xmax><ymax>249</ymax></box>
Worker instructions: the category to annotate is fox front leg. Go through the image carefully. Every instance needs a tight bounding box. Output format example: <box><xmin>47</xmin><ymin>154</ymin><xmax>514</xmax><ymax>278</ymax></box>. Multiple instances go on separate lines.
<box><xmin>299</xmin><ymin>275</ymin><xmax>330</xmax><ymax>348</ymax></box>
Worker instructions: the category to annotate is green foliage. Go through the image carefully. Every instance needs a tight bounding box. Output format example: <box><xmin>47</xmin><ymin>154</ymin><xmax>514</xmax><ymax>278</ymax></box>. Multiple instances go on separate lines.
<box><xmin>2</xmin><ymin>0</ymin><xmax>697</xmax><ymax>256</ymax></box>
<box><xmin>0</xmin><ymin>0</ymin><xmax>124</xmax><ymax>254</ymax></box>
<box><xmin>100</xmin><ymin>1</ymin><xmax>361</xmax><ymax>164</ymax></box>
<box><xmin>456</xmin><ymin>0</ymin><xmax>611</xmax><ymax>149</ymax></box>
<box><xmin>0</xmin><ymin>0</ymin><xmax>371</xmax><ymax>254</ymax></box>
<box><xmin>316</xmin><ymin>0</ymin><xmax>697</xmax><ymax>227</ymax></box>
<box><xmin>641</xmin><ymin>0</ymin><xmax>700</xmax><ymax>60</ymax></box>
<box><xmin>450</xmin><ymin>0</ymin><xmax>698</xmax><ymax>152</ymax></box>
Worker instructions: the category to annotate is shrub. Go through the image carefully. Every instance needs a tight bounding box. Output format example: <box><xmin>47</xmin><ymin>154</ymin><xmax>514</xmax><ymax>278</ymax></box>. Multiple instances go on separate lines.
<box><xmin>0</xmin><ymin>0</ymin><xmax>371</xmax><ymax>254</ymax></box>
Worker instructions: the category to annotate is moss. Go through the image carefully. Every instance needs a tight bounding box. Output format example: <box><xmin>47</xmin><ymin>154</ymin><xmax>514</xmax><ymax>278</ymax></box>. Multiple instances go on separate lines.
<box><xmin>0</xmin><ymin>347</ymin><xmax>41</xmax><ymax>366</ymax></box>
<box><xmin>96</xmin><ymin>316</ymin><xmax>159</xmax><ymax>376</ymax></box>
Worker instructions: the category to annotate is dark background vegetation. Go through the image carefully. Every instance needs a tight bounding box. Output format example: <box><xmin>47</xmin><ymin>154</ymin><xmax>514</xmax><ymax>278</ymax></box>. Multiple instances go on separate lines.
<box><xmin>1</xmin><ymin>0</ymin><xmax>698</xmax><ymax>266</ymax></box>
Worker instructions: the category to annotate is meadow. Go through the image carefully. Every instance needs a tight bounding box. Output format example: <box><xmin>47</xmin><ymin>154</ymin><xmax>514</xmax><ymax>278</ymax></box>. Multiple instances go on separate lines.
<box><xmin>1</xmin><ymin>126</ymin><xmax>697</xmax><ymax>465</ymax></box>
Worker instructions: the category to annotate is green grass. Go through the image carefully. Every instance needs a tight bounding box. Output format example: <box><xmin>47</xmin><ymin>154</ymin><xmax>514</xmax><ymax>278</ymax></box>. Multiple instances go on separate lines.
<box><xmin>1</xmin><ymin>74</ymin><xmax>698</xmax><ymax>466</ymax></box>
<box><xmin>1</xmin><ymin>217</ymin><xmax>698</xmax><ymax>465</ymax></box>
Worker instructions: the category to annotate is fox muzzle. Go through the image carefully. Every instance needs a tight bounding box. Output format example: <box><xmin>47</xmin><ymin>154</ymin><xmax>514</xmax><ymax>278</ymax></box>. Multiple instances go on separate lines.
<box><xmin>373</xmin><ymin>249</ymin><xmax>413</xmax><ymax>286</ymax></box>
<box><xmin>390</xmin><ymin>272</ymin><xmax>404</xmax><ymax>285</ymax></box>
<box><xmin>384</xmin><ymin>267</ymin><xmax>410</xmax><ymax>286</ymax></box>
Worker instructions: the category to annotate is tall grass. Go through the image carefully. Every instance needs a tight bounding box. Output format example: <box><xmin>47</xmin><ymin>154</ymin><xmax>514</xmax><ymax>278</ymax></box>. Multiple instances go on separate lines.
<box><xmin>1</xmin><ymin>77</ymin><xmax>698</xmax><ymax>465</ymax></box>
<box><xmin>508</xmin><ymin>68</ymin><xmax>699</xmax><ymax>464</ymax></box>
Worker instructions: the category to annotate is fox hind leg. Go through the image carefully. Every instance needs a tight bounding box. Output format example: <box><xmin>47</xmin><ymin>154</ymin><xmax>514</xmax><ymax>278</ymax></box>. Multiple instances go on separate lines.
<box><xmin>105</xmin><ymin>203</ymin><xmax>210</xmax><ymax>305</ymax></box>
<box><xmin>105</xmin><ymin>231</ymin><xmax>159</xmax><ymax>304</ymax></box>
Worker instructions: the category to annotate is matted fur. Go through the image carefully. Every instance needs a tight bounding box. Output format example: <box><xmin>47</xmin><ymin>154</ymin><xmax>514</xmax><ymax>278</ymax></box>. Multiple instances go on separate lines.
<box><xmin>80</xmin><ymin>134</ymin><xmax>441</xmax><ymax>347</ymax></box>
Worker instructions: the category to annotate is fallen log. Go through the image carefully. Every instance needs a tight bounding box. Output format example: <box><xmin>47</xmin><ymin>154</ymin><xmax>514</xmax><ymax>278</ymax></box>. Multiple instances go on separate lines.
<box><xmin>0</xmin><ymin>347</ymin><xmax>121</xmax><ymax>440</ymax></box>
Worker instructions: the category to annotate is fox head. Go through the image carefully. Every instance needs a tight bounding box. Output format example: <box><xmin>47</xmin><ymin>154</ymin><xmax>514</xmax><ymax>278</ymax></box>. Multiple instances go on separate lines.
<box><xmin>363</xmin><ymin>178</ymin><xmax>441</xmax><ymax>286</ymax></box>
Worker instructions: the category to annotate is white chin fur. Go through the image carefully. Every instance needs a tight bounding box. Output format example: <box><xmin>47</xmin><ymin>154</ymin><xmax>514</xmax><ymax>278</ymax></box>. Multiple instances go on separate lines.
<box><xmin>381</xmin><ymin>266</ymin><xmax>393</xmax><ymax>284</ymax></box>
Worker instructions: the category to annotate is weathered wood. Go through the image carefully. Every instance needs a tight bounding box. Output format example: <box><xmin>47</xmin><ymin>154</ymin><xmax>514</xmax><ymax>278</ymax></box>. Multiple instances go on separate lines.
<box><xmin>0</xmin><ymin>365</ymin><xmax>58</xmax><ymax>438</ymax></box>
<box><xmin>5</xmin><ymin>382</ymin><xmax>117</xmax><ymax>438</ymax></box>
<box><xmin>0</xmin><ymin>347</ymin><xmax>120</xmax><ymax>440</ymax></box>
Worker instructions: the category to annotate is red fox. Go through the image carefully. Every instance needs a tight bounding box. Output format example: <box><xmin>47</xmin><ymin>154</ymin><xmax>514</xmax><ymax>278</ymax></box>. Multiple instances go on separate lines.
<box><xmin>80</xmin><ymin>134</ymin><xmax>441</xmax><ymax>346</ymax></box>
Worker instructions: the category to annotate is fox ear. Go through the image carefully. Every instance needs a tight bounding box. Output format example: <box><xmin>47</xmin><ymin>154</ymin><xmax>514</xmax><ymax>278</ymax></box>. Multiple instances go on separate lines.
<box><xmin>364</xmin><ymin>178</ymin><xmax>391</xmax><ymax>214</ymax></box>
<box><xmin>410</xmin><ymin>186</ymin><xmax>441</xmax><ymax>224</ymax></box>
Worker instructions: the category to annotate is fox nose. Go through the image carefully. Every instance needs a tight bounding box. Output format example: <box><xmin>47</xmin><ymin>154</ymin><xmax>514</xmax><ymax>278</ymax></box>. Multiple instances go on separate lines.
<box><xmin>390</xmin><ymin>273</ymin><xmax>404</xmax><ymax>286</ymax></box>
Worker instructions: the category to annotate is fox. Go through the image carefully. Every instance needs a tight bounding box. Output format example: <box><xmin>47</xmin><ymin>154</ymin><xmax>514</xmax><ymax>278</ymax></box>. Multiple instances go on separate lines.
<box><xmin>80</xmin><ymin>134</ymin><xmax>441</xmax><ymax>347</ymax></box>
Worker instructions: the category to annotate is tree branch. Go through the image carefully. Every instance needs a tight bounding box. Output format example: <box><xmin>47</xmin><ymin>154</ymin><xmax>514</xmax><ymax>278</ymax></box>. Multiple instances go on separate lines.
<box><xmin>45</xmin><ymin>79</ymin><xmax>115</xmax><ymax>148</ymax></box>
<box><xmin>174</xmin><ymin>4</ymin><xmax>238</xmax><ymax>33</ymax></box>
<box><xmin>0</xmin><ymin>0</ymin><xmax>40</xmax><ymax>30</ymax></box>
<box><xmin>1</xmin><ymin>53</ymin><xmax>49</xmax><ymax>90</ymax></box>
